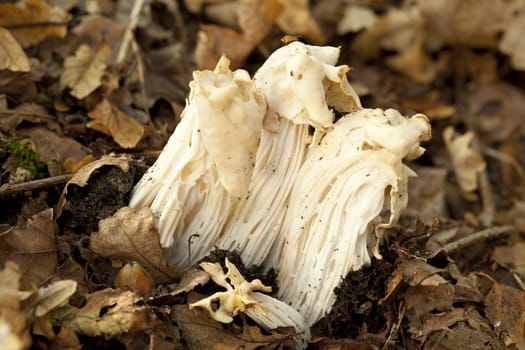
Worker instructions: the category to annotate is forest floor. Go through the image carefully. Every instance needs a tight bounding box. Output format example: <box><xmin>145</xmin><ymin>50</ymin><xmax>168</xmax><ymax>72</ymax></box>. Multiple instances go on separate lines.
<box><xmin>1</xmin><ymin>1</ymin><xmax>525</xmax><ymax>349</ymax></box>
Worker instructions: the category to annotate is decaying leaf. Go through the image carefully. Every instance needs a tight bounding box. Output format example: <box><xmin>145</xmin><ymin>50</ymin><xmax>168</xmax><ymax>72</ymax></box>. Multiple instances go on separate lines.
<box><xmin>443</xmin><ymin>127</ymin><xmax>486</xmax><ymax>195</ymax></box>
<box><xmin>195</xmin><ymin>24</ymin><xmax>254</xmax><ymax>70</ymax></box>
<box><xmin>60</xmin><ymin>43</ymin><xmax>111</xmax><ymax>99</ymax></box>
<box><xmin>0</xmin><ymin>209</ymin><xmax>57</xmax><ymax>288</ymax></box>
<box><xmin>19</xmin><ymin>126</ymin><xmax>90</xmax><ymax>176</ymax></box>
<box><xmin>56</xmin><ymin>155</ymin><xmax>130</xmax><ymax>216</ymax></box>
<box><xmin>485</xmin><ymin>283</ymin><xmax>525</xmax><ymax>347</ymax></box>
<box><xmin>34</xmin><ymin>280</ymin><xmax>77</xmax><ymax>318</ymax></box>
<box><xmin>0</xmin><ymin>0</ymin><xmax>69</xmax><ymax>48</ymax></box>
<box><xmin>87</xmin><ymin>99</ymin><xmax>145</xmax><ymax>148</ymax></box>
<box><xmin>406</xmin><ymin>166</ymin><xmax>448</xmax><ymax>222</ymax></box>
<box><xmin>90</xmin><ymin>206</ymin><xmax>184</xmax><ymax>283</ymax></box>
<box><xmin>54</xmin><ymin>289</ymin><xmax>150</xmax><ymax>338</ymax></box>
<box><xmin>500</xmin><ymin>14</ymin><xmax>525</xmax><ymax>71</ymax></box>
<box><xmin>0</xmin><ymin>27</ymin><xmax>30</xmax><ymax>72</ymax></box>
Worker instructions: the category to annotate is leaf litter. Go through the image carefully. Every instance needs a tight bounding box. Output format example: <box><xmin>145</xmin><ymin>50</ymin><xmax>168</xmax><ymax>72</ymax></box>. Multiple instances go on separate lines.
<box><xmin>0</xmin><ymin>0</ymin><xmax>525</xmax><ymax>349</ymax></box>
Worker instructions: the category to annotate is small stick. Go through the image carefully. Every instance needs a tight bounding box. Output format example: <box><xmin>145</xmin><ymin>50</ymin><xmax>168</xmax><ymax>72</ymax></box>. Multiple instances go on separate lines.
<box><xmin>442</xmin><ymin>225</ymin><xmax>514</xmax><ymax>254</ymax></box>
<box><xmin>0</xmin><ymin>174</ymin><xmax>73</xmax><ymax>198</ymax></box>
<box><xmin>116</xmin><ymin>0</ymin><xmax>146</xmax><ymax>64</ymax></box>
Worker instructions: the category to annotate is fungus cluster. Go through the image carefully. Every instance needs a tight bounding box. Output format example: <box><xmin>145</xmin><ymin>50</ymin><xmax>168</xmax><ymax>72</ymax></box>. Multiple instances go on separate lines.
<box><xmin>129</xmin><ymin>41</ymin><xmax>431</xmax><ymax>346</ymax></box>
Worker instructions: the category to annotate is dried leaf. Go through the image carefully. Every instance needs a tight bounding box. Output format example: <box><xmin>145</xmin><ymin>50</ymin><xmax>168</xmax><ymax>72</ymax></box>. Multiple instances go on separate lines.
<box><xmin>195</xmin><ymin>24</ymin><xmax>254</xmax><ymax>70</ymax></box>
<box><xmin>19</xmin><ymin>126</ymin><xmax>90</xmax><ymax>176</ymax></box>
<box><xmin>0</xmin><ymin>0</ymin><xmax>69</xmax><ymax>48</ymax></box>
<box><xmin>500</xmin><ymin>14</ymin><xmax>525</xmax><ymax>71</ymax></box>
<box><xmin>87</xmin><ymin>99</ymin><xmax>145</xmax><ymax>148</ymax></box>
<box><xmin>56</xmin><ymin>155</ymin><xmax>131</xmax><ymax>216</ymax></box>
<box><xmin>60</xmin><ymin>43</ymin><xmax>111</xmax><ymax>99</ymax></box>
<box><xmin>406</xmin><ymin>166</ymin><xmax>448</xmax><ymax>223</ymax></box>
<box><xmin>337</xmin><ymin>5</ymin><xmax>377</xmax><ymax>35</ymax></box>
<box><xmin>90</xmin><ymin>206</ymin><xmax>184</xmax><ymax>283</ymax></box>
<box><xmin>443</xmin><ymin>127</ymin><xmax>486</xmax><ymax>194</ymax></box>
<box><xmin>0</xmin><ymin>209</ymin><xmax>57</xmax><ymax>288</ymax></box>
<box><xmin>485</xmin><ymin>283</ymin><xmax>525</xmax><ymax>346</ymax></box>
<box><xmin>72</xmin><ymin>15</ymin><xmax>125</xmax><ymax>59</ymax></box>
<box><xmin>35</xmin><ymin>280</ymin><xmax>77</xmax><ymax>317</ymax></box>
<box><xmin>416</xmin><ymin>0</ymin><xmax>514</xmax><ymax>47</ymax></box>
<box><xmin>0</xmin><ymin>262</ymin><xmax>30</xmax><ymax>350</ymax></box>
<box><xmin>386</xmin><ymin>38</ymin><xmax>438</xmax><ymax>84</ymax></box>
<box><xmin>238</xmin><ymin>0</ymin><xmax>282</xmax><ymax>43</ymax></box>
<box><xmin>55</xmin><ymin>289</ymin><xmax>149</xmax><ymax>337</ymax></box>
<box><xmin>276</xmin><ymin>0</ymin><xmax>324</xmax><ymax>44</ymax></box>
<box><xmin>0</xmin><ymin>27</ymin><xmax>30</xmax><ymax>72</ymax></box>
<box><xmin>491</xmin><ymin>242</ymin><xmax>525</xmax><ymax>280</ymax></box>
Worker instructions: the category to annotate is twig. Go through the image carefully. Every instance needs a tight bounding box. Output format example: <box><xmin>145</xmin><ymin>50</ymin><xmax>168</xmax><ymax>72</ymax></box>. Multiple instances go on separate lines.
<box><xmin>0</xmin><ymin>174</ymin><xmax>73</xmax><ymax>198</ymax></box>
<box><xmin>441</xmin><ymin>225</ymin><xmax>514</xmax><ymax>254</ymax></box>
<box><xmin>116</xmin><ymin>0</ymin><xmax>146</xmax><ymax>64</ymax></box>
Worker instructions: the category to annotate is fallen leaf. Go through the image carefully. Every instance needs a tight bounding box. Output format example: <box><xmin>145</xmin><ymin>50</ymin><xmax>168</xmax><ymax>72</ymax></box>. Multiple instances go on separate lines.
<box><xmin>337</xmin><ymin>5</ymin><xmax>377</xmax><ymax>35</ymax></box>
<box><xmin>0</xmin><ymin>0</ymin><xmax>69</xmax><ymax>48</ymax></box>
<box><xmin>0</xmin><ymin>262</ymin><xmax>30</xmax><ymax>350</ymax></box>
<box><xmin>56</xmin><ymin>154</ymin><xmax>131</xmax><ymax>217</ymax></box>
<box><xmin>60</xmin><ymin>43</ymin><xmax>111</xmax><ymax>99</ymax></box>
<box><xmin>500</xmin><ymin>14</ymin><xmax>525</xmax><ymax>70</ymax></box>
<box><xmin>0</xmin><ymin>208</ymin><xmax>57</xmax><ymax>288</ymax></box>
<box><xmin>485</xmin><ymin>283</ymin><xmax>525</xmax><ymax>346</ymax></box>
<box><xmin>19</xmin><ymin>126</ymin><xmax>90</xmax><ymax>176</ymax></box>
<box><xmin>54</xmin><ymin>289</ymin><xmax>150</xmax><ymax>337</ymax></box>
<box><xmin>72</xmin><ymin>15</ymin><xmax>125</xmax><ymax>60</ymax></box>
<box><xmin>238</xmin><ymin>0</ymin><xmax>282</xmax><ymax>43</ymax></box>
<box><xmin>195</xmin><ymin>24</ymin><xmax>254</xmax><ymax>70</ymax></box>
<box><xmin>90</xmin><ymin>206</ymin><xmax>184</xmax><ymax>283</ymax></box>
<box><xmin>34</xmin><ymin>280</ymin><xmax>77</xmax><ymax>317</ymax></box>
<box><xmin>416</xmin><ymin>0</ymin><xmax>515</xmax><ymax>47</ymax></box>
<box><xmin>87</xmin><ymin>99</ymin><xmax>145</xmax><ymax>148</ymax></box>
<box><xmin>386</xmin><ymin>37</ymin><xmax>438</xmax><ymax>84</ymax></box>
<box><xmin>406</xmin><ymin>166</ymin><xmax>448</xmax><ymax>223</ymax></box>
<box><xmin>275</xmin><ymin>0</ymin><xmax>324</xmax><ymax>44</ymax></box>
<box><xmin>465</xmin><ymin>81</ymin><xmax>525</xmax><ymax>143</ymax></box>
<box><xmin>491</xmin><ymin>242</ymin><xmax>525</xmax><ymax>281</ymax></box>
<box><xmin>0</xmin><ymin>27</ymin><xmax>30</xmax><ymax>72</ymax></box>
<box><xmin>443</xmin><ymin>127</ymin><xmax>486</xmax><ymax>195</ymax></box>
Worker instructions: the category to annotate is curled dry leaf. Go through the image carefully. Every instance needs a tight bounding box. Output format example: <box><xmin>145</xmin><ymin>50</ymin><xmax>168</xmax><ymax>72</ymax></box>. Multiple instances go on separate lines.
<box><xmin>443</xmin><ymin>127</ymin><xmax>486</xmax><ymax>195</ymax></box>
<box><xmin>114</xmin><ymin>261</ymin><xmax>154</xmax><ymax>298</ymax></box>
<box><xmin>0</xmin><ymin>27</ymin><xmax>30</xmax><ymax>72</ymax></box>
<box><xmin>0</xmin><ymin>0</ymin><xmax>69</xmax><ymax>48</ymax></box>
<box><xmin>90</xmin><ymin>206</ymin><xmax>184</xmax><ymax>284</ymax></box>
<box><xmin>87</xmin><ymin>99</ymin><xmax>145</xmax><ymax>148</ymax></box>
<box><xmin>0</xmin><ymin>208</ymin><xmax>57</xmax><ymax>288</ymax></box>
<box><xmin>60</xmin><ymin>43</ymin><xmax>111</xmax><ymax>99</ymax></box>
<box><xmin>34</xmin><ymin>280</ymin><xmax>77</xmax><ymax>317</ymax></box>
<box><xmin>56</xmin><ymin>155</ymin><xmax>130</xmax><ymax>216</ymax></box>
<box><xmin>54</xmin><ymin>289</ymin><xmax>150</xmax><ymax>338</ymax></box>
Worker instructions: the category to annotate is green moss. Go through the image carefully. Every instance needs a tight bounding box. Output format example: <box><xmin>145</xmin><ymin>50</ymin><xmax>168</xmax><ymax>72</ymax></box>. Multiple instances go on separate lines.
<box><xmin>6</xmin><ymin>141</ymin><xmax>48</xmax><ymax>179</ymax></box>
